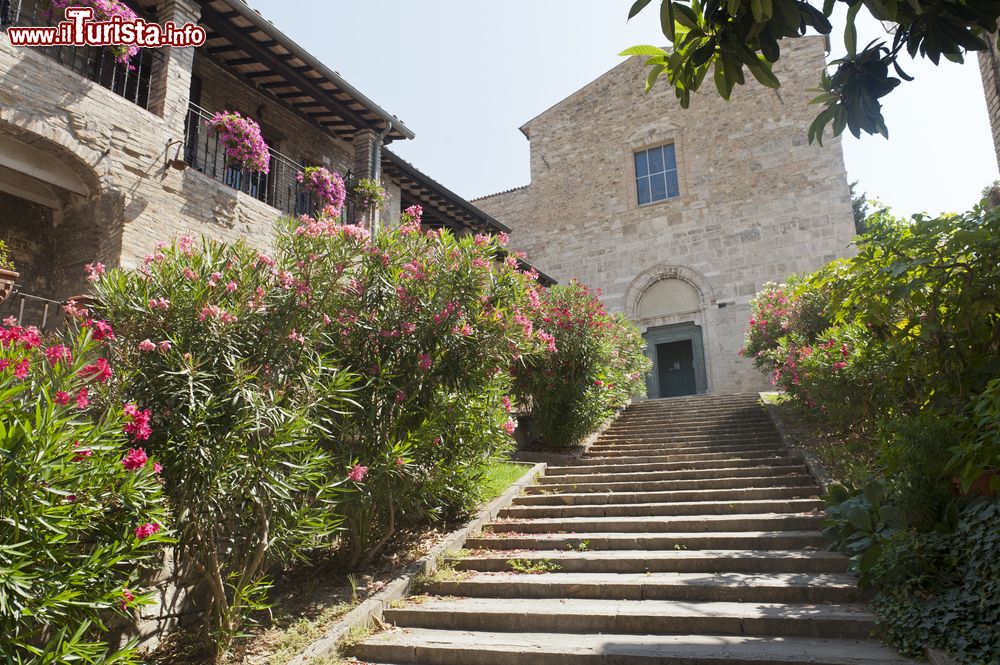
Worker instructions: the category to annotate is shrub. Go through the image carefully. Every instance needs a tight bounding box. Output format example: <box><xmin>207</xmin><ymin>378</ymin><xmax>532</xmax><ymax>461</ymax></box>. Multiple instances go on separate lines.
<box><xmin>764</xmin><ymin>200</ymin><xmax>1000</xmax><ymax>662</ymax></box>
<box><xmin>281</xmin><ymin>208</ymin><xmax>548</xmax><ymax>566</ymax></box>
<box><xmin>870</xmin><ymin>500</ymin><xmax>1000</xmax><ymax>663</ymax></box>
<box><xmin>92</xmin><ymin>235</ymin><xmax>353</xmax><ymax>651</ymax></box>
<box><xmin>0</xmin><ymin>321</ymin><xmax>168</xmax><ymax>664</ymax></box>
<box><xmin>513</xmin><ymin>280</ymin><xmax>650</xmax><ymax>447</ymax></box>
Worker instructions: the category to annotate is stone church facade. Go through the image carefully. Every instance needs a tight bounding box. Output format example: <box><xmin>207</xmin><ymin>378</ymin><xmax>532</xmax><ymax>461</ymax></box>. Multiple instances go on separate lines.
<box><xmin>474</xmin><ymin>37</ymin><xmax>857</xmax><ymax>397</ymax></box>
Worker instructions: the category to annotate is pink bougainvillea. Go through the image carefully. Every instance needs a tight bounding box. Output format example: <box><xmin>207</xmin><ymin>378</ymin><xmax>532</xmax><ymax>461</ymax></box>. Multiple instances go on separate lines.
<box><xmin>46</xmin><ymin>0</ymin><xmax>140</xmax><ymax>65</ymax></box>
<box><xmin>207</xmin><ymin>111</ymin><xmax>270</xmax><ymax>174</ymax></box>
<box><xmin>297</xmin><ymin>166</ymin><xmax>347</xmax><ymax>218</ymax></box>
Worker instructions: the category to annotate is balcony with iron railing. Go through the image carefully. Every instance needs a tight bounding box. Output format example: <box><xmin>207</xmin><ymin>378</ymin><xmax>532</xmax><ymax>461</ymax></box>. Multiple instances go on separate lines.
<box><xmin>0</xmin><ymin>0</ymin><xmax>160</xmax><ymax>111</ymax></box>
<box><xmin>182</xmin><ymin>103</ymin><xmax>366</xmax><ymax>221</ymax></box>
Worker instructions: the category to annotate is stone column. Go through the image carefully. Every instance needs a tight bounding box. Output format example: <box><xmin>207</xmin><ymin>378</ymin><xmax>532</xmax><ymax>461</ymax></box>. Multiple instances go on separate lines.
<box><xmin>146</xmin><ymin>0</ymin><xmax>201</xmax><ymax>135</ymax></box>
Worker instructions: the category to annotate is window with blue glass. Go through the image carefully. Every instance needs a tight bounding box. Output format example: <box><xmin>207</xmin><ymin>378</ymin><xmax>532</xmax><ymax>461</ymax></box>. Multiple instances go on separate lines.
<box><xmin>634</xmin><ymin>144</ymin><xmax>679</xmax><ymax>205</ymax></box>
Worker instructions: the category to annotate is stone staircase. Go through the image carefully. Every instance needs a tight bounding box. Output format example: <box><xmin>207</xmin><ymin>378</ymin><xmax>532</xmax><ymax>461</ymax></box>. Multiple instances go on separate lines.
<box><xmin>352</xmin><ymin>393</ymin><xmax>915</xmax><ymax>664</ymax></box>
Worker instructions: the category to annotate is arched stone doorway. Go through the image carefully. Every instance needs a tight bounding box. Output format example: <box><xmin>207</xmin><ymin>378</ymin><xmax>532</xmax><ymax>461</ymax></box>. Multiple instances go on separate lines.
<box><xmin>625</xmin><ymin>265</ymin><xmax>715</xmax><ymax>398</ymax></box>
<box><xmin>0</xmin><ymin>126</ymin><xmax>118</xmax><ymax>327</ymax></box>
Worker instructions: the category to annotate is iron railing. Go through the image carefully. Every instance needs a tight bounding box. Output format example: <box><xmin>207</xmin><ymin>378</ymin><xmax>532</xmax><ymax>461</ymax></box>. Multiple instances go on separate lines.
<box><xmin>183</xmin><ymin>103</ymin><xmax>318</xmax><ymax>216</ymax></box>
<box><xmin>0</xmin><ymin>288</ymin><xmax>67</xmax><ymax>333</ymax></box>
<box><xmin>1</xmin><ymin>0</ymin><xmax>159</xmax><ymax>111</ymax></box>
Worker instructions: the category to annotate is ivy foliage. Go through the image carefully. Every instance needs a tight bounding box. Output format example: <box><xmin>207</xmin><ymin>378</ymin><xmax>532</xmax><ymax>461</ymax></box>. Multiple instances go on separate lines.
<box><xmin>624</xmin><ymin>0</ymin><xmax>1000</xmax><ymax>143</ymax></box>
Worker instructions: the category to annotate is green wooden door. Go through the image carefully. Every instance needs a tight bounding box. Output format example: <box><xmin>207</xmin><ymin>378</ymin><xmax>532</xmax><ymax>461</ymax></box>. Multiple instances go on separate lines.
<box><xmin>655</xmin><ymin>340</ymin><xmax>697</xmax><ymax>397</ymax></box>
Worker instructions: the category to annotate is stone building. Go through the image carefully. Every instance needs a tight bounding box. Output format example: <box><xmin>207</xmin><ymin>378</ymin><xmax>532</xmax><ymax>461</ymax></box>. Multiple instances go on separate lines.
<box><xmin>0</xmin><ymin>0</ymin><xmax>552</xmax><ymax>643</ymax></box>
<box><xmin>0</xmin><ymin>0</ymin><xmax>532</xmax><ymax>329</ymax></box>
<box><xmin>978</xmin><ymin>36</ymin><xmax>1000</xmax><ymax>168</ymax></box>
<box><xmin>474</xmin><ymin>37</ymin><xmax>857</xmax><ymax>396</ymax></box>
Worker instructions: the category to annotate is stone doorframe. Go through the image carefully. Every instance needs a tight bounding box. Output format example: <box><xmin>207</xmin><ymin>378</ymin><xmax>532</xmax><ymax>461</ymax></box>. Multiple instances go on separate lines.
<box><xmin>644</xmin><ymin>321</ymin><xmax>708</xmax><ymax>398</ymax></box>
<box><xmin>624</xmin><ymin>263</ymin><xmax>716</xmax><ymax>396</ymax></box>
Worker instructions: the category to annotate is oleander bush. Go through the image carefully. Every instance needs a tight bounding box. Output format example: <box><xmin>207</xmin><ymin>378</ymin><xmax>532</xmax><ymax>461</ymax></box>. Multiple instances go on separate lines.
<box><xmin>282</xmin><ymin>207</ymin><xmax>549</xmax><ymax>566</ymax></box>
<box><xmin>513</xmin><ymin>280</ymin><xmax>650</xmax><ymax>447</ymax></box>
<box><xmin>92</xmin><ymin>235</ymin><xmax>354</xmax><ymax>651</ymax></box>
<box><xmin>744</xmin><ymin>200</ymin><xmax>1000</xmax><ymax>663</ymax></box>
<box><xmin>0</xmin><ymin>320</ymin><xmax>168</xmax><ymax>664</ymax></box>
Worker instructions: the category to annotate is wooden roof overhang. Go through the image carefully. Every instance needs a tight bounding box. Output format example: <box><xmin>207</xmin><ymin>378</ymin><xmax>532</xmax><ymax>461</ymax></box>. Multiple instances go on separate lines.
<box><xmin>381</xmin><ymin>150</ymin><xmax>557</xmax><ymax>286</ymax></box>
<box><xmin>194</xmin><ymin>0</ymin><xmax>413</xmax><ymax>144</ymax></box>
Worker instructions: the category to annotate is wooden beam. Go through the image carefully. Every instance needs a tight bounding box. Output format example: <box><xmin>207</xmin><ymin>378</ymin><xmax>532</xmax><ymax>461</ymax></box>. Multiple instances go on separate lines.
<box><xmin>201</xmin><ymin>12</ymin><xmax>377</xmax><ymax>135</ymax></box>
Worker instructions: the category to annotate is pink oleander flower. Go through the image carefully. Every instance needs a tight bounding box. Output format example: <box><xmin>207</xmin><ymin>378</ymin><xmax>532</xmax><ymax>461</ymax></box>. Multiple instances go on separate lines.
<box><xmin>72</xmin><ymin>442</ymin><xmax>93</xmax><ymax>463</ymax></box>
<box><xmin>153</xmin><ymin>461</ymin><xmax>163</xmax><ymax>475</ymax></box>
<box><xmin>396</xmin><ymin>457</ymin><xmax>405</xmax><ymax>466</ymax></box>
<box><xmin>123</xmin><ymin>406</ymin><xmax>153</xmax><ymax>442</ymax></box>
<box><xmin>347</xmin><ymin>464</ymin><xmax>368</xmax><ymax>483</ymax></box>
<box><xmin>121</xmin><ymin>447</ymin><xmax>148</xmax><ymax>471</ymax></box>
<box><xmin>85</xmin><ymin>319</ymin><xmax>115</xmax><ymax>341</ymax></box>
<box><xmin>120</xmin><ymin>588</ymin><xmax>135</xmax><ymax>610</ymax></box>
<box><xmin>76</xmin><ymin>387</ymin><xmax>90</xmax><ymax>410</ymax></box>
<box><xmin>289</xmin><ymin>329</ymin><xmax>305</xmax><ymax>345</ymax></box>
<box><xmin>502</xmin><ymin>418</ymin><xmax>517</xmax><ymax>435</ymax></box>
<box><xmin>226</xmin><ymin>280</ymin><xmax>238</xmax><ymax>293</ymax></box>
<box><xmin>401</xmin><ymin>322</ymin><xmax>416</xmax><ymax>335</ymax></box>
<box><xmin>55</xmin><ymin>391</ymin><xmax>71</xmax><ymax>405</ymax></box>
<box><xmin>418</xmin><ymin>354</ymin><xmax>432</xmax><ymax>371</ymax></box>
<box><xmin>12</xmin><ymin>359</ymin><xmax>29</xmax><ymax>380</ymax></box>
<box><xmin>208</xmin><ymin>272</ymin><xmax>223</xmax><ymax>287</ymax></box>
<box><xmin>149</xmin><ymin>297</ymin><xmax>170</xmax><ymax>310</ymax></box>
<box><xmin>78</xmin><ymin>358</ymin><xmax>112</xmax><ymax>383</ymax></box>
<box><xmin>63</xmin><ymin>300</ymin><xmax>87</xmax><ymax>319</ymax></box>
<box><xmin>135</xmin><ymin>522</ymin><xmax>161</xmax><ymax>540</ymax></box>
<box><xmin>183</xmin><ymin>267</ymin><xmax>198</xmax><ymax>281</ymax></box>
<box><xmin>138</xmin><ymin>339</ymin><xmax>156</xmax><ymax>352</ymax></box>
<box><xmin>84</xmin><ymin>262</ymin><xmax>106</xmax><ymax>282</ymax></box>
<box><xmin>44</xmin><ymin>345</ymin><xmax>72</xmax><ymax>366</ymax></box>
<box><xmin>158</xmin><ymin>340</ymin><xmax>172</xmax><ymax>353</ymax></box>
<box><xmin>502</xmin><ymin>396</ymin><xmax>513</xmax><ymax>413</ymax></box>
<box><xmin>395</xmin><ymin>390</ymin><xmax>407</xmax><ymax>403</ymax></box>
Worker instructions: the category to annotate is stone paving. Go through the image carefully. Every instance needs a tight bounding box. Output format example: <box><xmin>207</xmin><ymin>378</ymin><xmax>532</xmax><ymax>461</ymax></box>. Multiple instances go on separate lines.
<box><xmin>352</xmin><ymin>393</ymin><xmax>918</xmax><ymax>664</ymax></box>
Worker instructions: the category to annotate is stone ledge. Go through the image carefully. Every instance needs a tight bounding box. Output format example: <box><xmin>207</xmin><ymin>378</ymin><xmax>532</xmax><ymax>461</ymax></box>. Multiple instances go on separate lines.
<box><xmin>758</xmin><ymin>391</ymin><xmax>836</xmax><ymax>492</ymax></box>
<box><xmin>286</xmin><ymin>461</ymin><xmax>546</xmax><ymax>665</ymax></box>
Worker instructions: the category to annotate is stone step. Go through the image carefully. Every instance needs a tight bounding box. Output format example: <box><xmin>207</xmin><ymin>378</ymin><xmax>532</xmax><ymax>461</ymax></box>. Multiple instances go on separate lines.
<box><xmin>487</xmin><ymin>513</ymin><xmax>823</xmax><ymax>534</ymax></box>
<box><xmin>454</xmin><ymin>548</ymin><xmax>850</xmax><ymax>574</ymax></box>
<box><xmin>581</xmin><ymin>448</ymin><xmax>798</xmax><ymax>462</ymax></box>
<box><xmin>545</xmin><ymin>457</ymin><xmax>801</xmax><ymax>476</ymax></box>
<box><xmin>524</xmin><ymin>474</ymin><xmax>817</xmax><ymax>495</ymax></box>
<box><xmin>513</xmin><ymin>485</ymin><xmax>824</xmax><ymax>506</ymax></box>
<box><xmin>464</xmin><ymin>530</ymin><xmax>829</xmax><ymax>551</ymax></box>
<box><xmin>425</xmin><ymin>571</ymin><xmax>868</xmax><ymax>603</ymax></box>
<box><xmin>583</xmin><ymin>445</ymin><xmax>793</xmax><ymax>460</ymax></box>
<box><xmin>537</xmin><ymin>464</ymin><xmax>809</xmax><ymax>486</ymax></box>
<box><xmin>500</xmin><ymin>498</ymin><xmax>825</xmax><ymax>519</ymax></box>
<box><xmin>587</xmin><ymin>439</ymin><xmax>790</xmax><ymax>456</ymax></box>
<box><xmin>355</xmin><ymin>629</ymin><xmax>916</xmax><ymax>665</ymax></box>
<box><xmin>602</xmin><ymin>423</ymin><xmax>777</xmax><ymax>435</ymax></box>
<box><xmin>575</xmin><ymin>451</ymin><xmax>802</xmax><ymax>466</ymax></box>
<box><xmin>385</xmin><ymin>597</ymin><xmax>876</xmax><ymax>639</ymax></box>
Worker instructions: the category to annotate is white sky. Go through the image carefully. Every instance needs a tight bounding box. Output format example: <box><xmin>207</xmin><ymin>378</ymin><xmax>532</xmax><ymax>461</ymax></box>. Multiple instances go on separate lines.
<box><xmin>249</xmin><ymin>0</ymin><xmax>999</xmax><ymax>218</ymax></box>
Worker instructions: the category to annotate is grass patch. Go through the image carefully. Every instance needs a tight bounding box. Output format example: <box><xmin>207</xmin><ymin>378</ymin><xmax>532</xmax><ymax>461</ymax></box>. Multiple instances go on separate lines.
<box><xmin>267</xmin><ymin>602</ymin><xmax>353</xmax><ymax>665</ymax></box>
<box><xmin>477</xmin><ymin>461</ymin><xmax>530</xmax><ymax>503</ymax></box>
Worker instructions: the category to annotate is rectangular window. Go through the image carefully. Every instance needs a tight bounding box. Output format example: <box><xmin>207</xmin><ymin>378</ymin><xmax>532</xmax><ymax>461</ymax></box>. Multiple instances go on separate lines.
<box><xmin>634</xmin><ymin>144</ymin><xmax>679</xmax><ymax>205</ymax></box>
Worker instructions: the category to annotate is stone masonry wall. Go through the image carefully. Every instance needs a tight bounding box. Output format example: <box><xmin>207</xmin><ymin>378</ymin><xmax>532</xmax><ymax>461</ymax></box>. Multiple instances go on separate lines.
<box><xmin>0</xmin><ymin>1</ymin><xmax>398</xmax><ymax>647</ymax></box>
<box><xmin>0</xmin><ymin>0</ymin><xmax>362</xmax><ymax>309</ymax></box>
<box><xmin>475</xmin><ymin>37</ymin><xmax>856</xmax><ymax>393</ymax></box>
<box><xmin>978</xmin><ymin>38</ymin><xmax>1000</xmax><ymax>169</ymax></box>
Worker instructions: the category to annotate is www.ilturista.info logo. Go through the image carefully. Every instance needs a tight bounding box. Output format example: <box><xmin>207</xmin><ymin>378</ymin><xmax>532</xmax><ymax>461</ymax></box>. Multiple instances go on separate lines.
<box><xmin>6</xmin><ymin>6</ymin><xmax>206</xmax><ymax>50</ymax></box>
